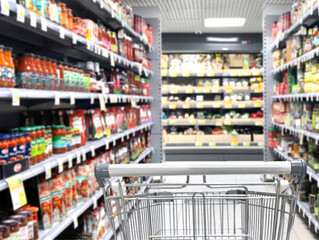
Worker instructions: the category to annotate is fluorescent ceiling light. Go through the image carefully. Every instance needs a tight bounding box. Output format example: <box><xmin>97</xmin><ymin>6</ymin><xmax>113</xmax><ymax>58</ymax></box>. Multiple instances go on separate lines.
<box><xmin>205</xmin><ymin>18</ymin><xmax>246</xmax><ymax>28</ymax></box>
<box><xmin>222</xmin><ymin>48</ymin><xmax>229</xmax><ymax>51</ymax></box>
<box><xmin>207</xmin><ymin>37</ymin><xmax>238</xmax><ymax>42</ymax></box>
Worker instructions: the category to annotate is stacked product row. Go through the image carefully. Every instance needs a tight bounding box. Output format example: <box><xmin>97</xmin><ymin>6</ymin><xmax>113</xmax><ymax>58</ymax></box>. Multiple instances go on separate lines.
<box><xmin>0</xmin><ymin>46</ymin><xmax>150</xmax><ymax>95</ymax></box>
<box><xmin>15</xmin><ymin>0</ymin><xmax>153</xmax><ymax>47</ymax></box>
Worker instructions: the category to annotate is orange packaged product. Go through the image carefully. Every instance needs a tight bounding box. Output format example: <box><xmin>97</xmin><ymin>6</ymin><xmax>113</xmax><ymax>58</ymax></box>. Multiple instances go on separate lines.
<box><xmin>62</xmin><ymin>170</ymin><xmax>72</xmax><ymax>213</ymax></box>
<box><xmin>33</xmin><ymin>56</ymin><xmax>43</xmax><ymax>89</ymax></box>
<box><xmin>38</xmin><ymin>178</ymin><xmax>52</xmax><ymax>230</ymax></box>
<box><xmin>72</xmin><ymin>17</ymin><xmax>82</xmax><ymax>35</ymax></box>
<box><xmin>67</xmin><ymin>9</ymin><xmax>73</xmax><ymax>30</ymax></box>
<box><xmin>59</xmin><ymin>3</ymin><xmax>68</xmax><ymax>28</ymax></box>
<box><xmin>70</xmin><ymin>169</ymin><xmax>78</xmax><ymax>208</ymax></box>
<box><xmin>51</xmin><ymin>59</ymin><xmax>58</xmax><ymax>89</ymax></box>
<box><xmin>0</xmin><ymin>46</ymin><xmax>6</xmax><ymax>88</ymax></box>
<box><xmin>56</xmin><ymin>62</ymin><xmax>65</xmax><ymax>90</ymax></box>
<box><xmin>46</xmin><ymin>59</ymin><xmax>55</xmax><ymax>90</ymax></box>
<box><xmin>39</xmin><ymin>57</ymin><xmax>49</xmax><ymax>90</ymax></box>
<box><xmin>3</xmin><ymin>47</ymin><xmax>15</xmax><ymax>88</ymax></box>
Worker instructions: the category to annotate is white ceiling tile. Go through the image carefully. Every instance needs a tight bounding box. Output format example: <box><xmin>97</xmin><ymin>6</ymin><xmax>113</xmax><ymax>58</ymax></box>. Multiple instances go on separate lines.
<box><xmin>123</xmin><ymin>0</ymin><xmax>296</xmax><ymax>33</ymax></box>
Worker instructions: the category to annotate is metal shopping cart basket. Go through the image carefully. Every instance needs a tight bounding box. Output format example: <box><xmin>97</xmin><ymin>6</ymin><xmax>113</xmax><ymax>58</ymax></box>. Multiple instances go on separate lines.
<box><xmin>95</xmin><ymin>160</ymin><xmax>306</xmax><ymax>240</ymax></box>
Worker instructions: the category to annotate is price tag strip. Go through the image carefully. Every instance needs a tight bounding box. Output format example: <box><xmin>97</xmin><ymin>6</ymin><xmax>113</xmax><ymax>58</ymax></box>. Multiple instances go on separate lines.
<box><xmin>6</xmin><ymin>174</ymin><xmax>27</xmax><ymax>210</ymax></box>
<box><xmin>11</xmin><ymin>89</ymin><xmax>20</xmax><ymax>106</ymax></box>
<box><xmin>1</xmin><ymin>0</ymin><xmax>10</xmax><ymax>16</ymax></box>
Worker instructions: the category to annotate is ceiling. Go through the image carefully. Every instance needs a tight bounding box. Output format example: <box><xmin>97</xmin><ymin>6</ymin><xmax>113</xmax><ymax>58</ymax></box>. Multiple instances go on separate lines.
<box><xmin>123</xmin><ymin>0</ymin><xmax>296</xmax><ymax>33</ymax></box>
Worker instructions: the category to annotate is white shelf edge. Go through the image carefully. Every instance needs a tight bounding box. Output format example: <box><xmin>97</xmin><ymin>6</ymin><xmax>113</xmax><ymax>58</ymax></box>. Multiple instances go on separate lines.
<box><xmin>272</xmin><ymin>92</ymin><xmax>319</xmax><ymax>101</ymax></box>
<box><xmin>0</xmin><ymin>122</ymin><xmax>154</xmax><ymax>192</ymax></box>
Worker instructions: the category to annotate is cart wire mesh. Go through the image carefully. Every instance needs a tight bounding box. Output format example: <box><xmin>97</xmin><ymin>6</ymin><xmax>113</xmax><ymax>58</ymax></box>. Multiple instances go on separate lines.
<box><xmin>102</xmin><ymin>182</ymin><xmax>298</xmax><ymax>240</ymax></box>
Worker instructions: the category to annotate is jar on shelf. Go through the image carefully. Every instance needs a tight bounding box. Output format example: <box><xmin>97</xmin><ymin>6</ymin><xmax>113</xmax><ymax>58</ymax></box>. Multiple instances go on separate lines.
<box><xmin>59</xmin><ymin>3</ymin><xmax>68</xmax><ymax>28</ymax></box>
<box><xmin>8</xmin><ymin>214</ymin><xmax>28</xmax><ymax>240</ymax></box>
<box><xmin>0</xmin><ymin>224</ymin><xmax>10</xmax><ymax>239</ymax></box>
<box><xmin>67</xmin><ymin>9</ymin><xmax>73</xmax><ymax>30</ymax></box>
<box><xmin>66</xmin><ymin>127</ymin><xmax>72</xmax><ymax>151</ymax></box>
<box><xmin>0</xmin><ymin>46</ymin><xmax>7</xmax><ymax>88</ymax></box>
<box><xmin>0</xmin><ymin>220</ymin><xmax>19</xmax><ymax>240</ymax></box>
<box><xmin>3</xmin><ymin>47</ymin><xmax>15</xmax><ymax>88</ymax></box>
<box><xmin>16</xmin><ymin>210</ymin><xmax>33</xmax><ymax>240</ymax></box>
<box><xmin>52</xmin><ymin>125</ymin><xmax>67</xmax><ymax>154</ymax></box>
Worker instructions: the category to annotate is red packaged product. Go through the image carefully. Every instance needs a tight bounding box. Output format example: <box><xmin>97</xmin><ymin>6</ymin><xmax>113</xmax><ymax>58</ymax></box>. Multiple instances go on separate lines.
<box><xmin>68</xmin><ymin>110</ymin><xmax>86</xmax><ymax>146</ymax></box>
<box><xmin>38</xmin><ymin>178</ymin><xmax>52</xmax><ymax>229</ymax></box>
<box><xmin>49</xmin><ymin>174</ymin><xmax>64</xmax><ymax>223</ymax></box>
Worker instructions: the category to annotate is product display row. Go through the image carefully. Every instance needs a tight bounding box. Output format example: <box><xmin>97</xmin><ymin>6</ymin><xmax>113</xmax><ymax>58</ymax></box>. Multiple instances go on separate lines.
<box><xmin>161</xmin><ymin>54</ymin><xmax>262</xmax><ymax>75</ymax></box>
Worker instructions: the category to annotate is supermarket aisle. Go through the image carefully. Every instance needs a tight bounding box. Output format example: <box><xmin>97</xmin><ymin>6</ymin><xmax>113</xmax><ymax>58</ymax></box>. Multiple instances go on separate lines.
<box><xmin>161</xmin><ymin>163</ymin><xmax>318</xmax><ymax>240</ymax></box>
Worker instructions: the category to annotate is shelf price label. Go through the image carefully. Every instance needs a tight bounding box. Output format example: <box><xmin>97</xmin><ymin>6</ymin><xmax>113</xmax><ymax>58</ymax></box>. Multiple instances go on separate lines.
<box><xmin>195</xmin><ymin>142</ymin><xmax>203</xmax><ymax>147</ymax></box>
<box><xmin>197</xmin><ymin>104</ymin><xmax>204</xmax><ymax>109</ymax></box>
<box><xmin>67</xmin><ymin>155</ymin><xmax>73</xmax><ymax>168</ymax></box>
<box><xmin>185</xmin><ymin>89</ymin><xmax>193</xmax><ymax>94</ymax></box>
<box><xmin>16</xmin><ymin>4</ymin><xmax>25</xmax><ymax>23</ymax></box>
<box><xmin>213</xmin><ymin>104</ymin><xmax>220</xmax><ymax>108</ymax></box>
<box><xmin>57</xmin><ymin>158</ymin><xmax>64</xmax><ymax>173</ymax></box>
<box><xmin>189</xmin><ymin>119</ymin><xmax>196</xmax><ymax>124</ymax></box>
<box><xmin>224</xmin><ymin>102</ymin><xmax>232</xmax><ymax>109</ymax></box>
<box><xmin>1</xmin><ymin>0</ymin><xmax>10</xmax><ymax>16</ymax></box>
<box><xmin>81</xmin><ymin>149</ymin><xmax>86</xmax><ymax>161</ymax></box>
<box><xmin>254</xmin><ymin>101</ymin><xmax>262</xmax><ymax>107</ymax></box>
<box><xmin>170</xmin><ymin>90</ymin><xmax>178</xmax><ymax>94</ymax></box>
<box><xmin>224</xmin><ymin>121</ymin><xmax>231</xmax><ymax>126</ymax></box>
<box><xmin>6</xmin><ymin>174</ymin><xmax>27</xmax><ymax>210</ymax></box>
<box><xmin>244</xmin><ymin>142</ymin><xmax>250</xmax><ymax>146</ymax></box>
<box><xmin>90</xmin><ymin>93</ymin><xmax>94</xmax><ymax>104</ymax></box>
<box><xmin>238</xmin><ymin>104</ymin><xmax>246</xmax><ymax>109</ymax></box>
<box><xmin>225</xmin><ymin>86</ymin><xmax>233</xmax><ymax>93</ymax></box>
<box><xmin>182</xmin><ymin>72</ymin><xmax>190</xmax><ymax>77</ymax></box>
<box><xmin>196</xmin><ymin>89</ymin><xmax>203</xmax><ymax>93</ymax></box>
<box><xmin>70</xmin><ymin>93</ymin><xmax>75</xmax><ymax>105</ymax></box>
<box><xmin>209</xmin><ymin>142</ymin><xmax>216</xmax><ymax>147</ymax></box>
<box><xmin>197</xmin><ymin>72</ymin><xmax>204</xmax><ymax>77</ymax></box>
<box><xmin>110</xmin><ymin>52</ymin><xmax>115</xmax><ymax>67</ymax></box>
<box><xmin>168</xmin><ymin>105</ymin><xmax>176</xmax><ymax>109</ymax></box>
<box><xmin>90</xmin><ymin>146</ymin><xmax>95</xmax><ymax>157</ymax></box>
<box><xmin>72</xmin><ymin>33</ymin><xmax>77</xmax><ymax>44</ymax></box>
<box><xmin>11</xmin><ymin>89</ymin><xmax>20</xmax><ymax>106</ymax></box>
<box><xmin>212</xmin><ymin>89</ymin><xmax>219</xmax><ymax>93</ymax></box>
<box><xmin>231</xmin><ymin>73</ymin><xmax>238</xmax><ymax>77</ymax></box>
<box><xmin>44</xmin><ymin>164</ymin><xmax>51</xmax><ymax>180</ymax></box>
<box><xmin>208</xmin><ymin>72</ymin><xmax>214</xmax><ymax>77</ymax></box>
<box><xmin>30</xmin><ymin>12</ymin><xmax>37</xmax><ymax>28</ymax></box>
<box><xmin>59</xmin><ymin>26</ymin><xmax>65</xmax><ymax>39</ymax></box>
<box><xmin>161</xmin><ymin>72</ymin><xmax>167</xmax><ymax>77</ymax></box>
<box><xmin>204</xmin><ymin>89</ymin><xmax>210</xmax><ymax>93</ymax></box>
<box><xmin>216</xmin><ymin>122</ymin><xmax>223</xmax><ymax>126</ymax></box>
<box><xmin>198</xmin><ymin>120</ymin><xmax>205</xmax><ymax>124</ymax></box>
<box><xmin>170</xmin><ymin>73</ymin><xmax>177</xmax><ymax>77</ymax></box>
<box><xmin>255</xmin><ymin>122</ymin><xmax>263</xmax><ymax>126</ymax></box>
<box><xmin>76</xmin><ymin>151</ymin><xmax>81</xmax><ymax>164</ymax></box>
<box><xmin>230</xmin><ymin>139</ymin><xmax>238</xmax><ymax>146</ymax></box>
<box><xmin>41</xmin><ymin>17</ymin><xmax>47</xmax><ymax>32</ymax></box>
<box><xmin>71</xmin><ymin>215</ymin><xmax>78</xmax><ymax>229</ymax></box>
<box><xmin>98</xmin><ymin>94</ymin><xmax>106</xmax><ymax>111</ymax></box>
<box><xmin>169</xmin><ymin>120</ymin><xmax>177</xmax><ymax>124</ymax></box>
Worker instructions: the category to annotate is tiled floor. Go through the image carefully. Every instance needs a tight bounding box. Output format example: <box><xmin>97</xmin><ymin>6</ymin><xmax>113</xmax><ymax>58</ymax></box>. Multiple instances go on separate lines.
<box><xmin>156</xmin><ymin>162</ymin><xmax>319</xmax><ymax>240</ymax></box>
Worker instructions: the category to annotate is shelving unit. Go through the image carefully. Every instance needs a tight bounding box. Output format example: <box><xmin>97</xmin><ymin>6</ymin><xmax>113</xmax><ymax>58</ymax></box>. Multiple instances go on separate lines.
<box><xmin>264</xmin><ymin>3</ymin><xmax>319</xmax><ymax>234</ymax></box>
<box><xmin>1</xmin><ymin>0</ymin><xmax>152</xmax><ymax>76</ymax></box>
<box><xmin>0</xmin><ymin>1</ymin><xmax>161</xmax><ymax>239</ymax></box>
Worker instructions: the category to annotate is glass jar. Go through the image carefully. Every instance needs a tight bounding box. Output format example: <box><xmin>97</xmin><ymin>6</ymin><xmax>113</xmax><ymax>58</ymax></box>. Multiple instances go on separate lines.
<box><xmin>52</xmin><ymin>125</ymin><xmax>67</xmax><ymax>154</ymax></box>
<box><xmin>59</xmin><ymin>3</ymin><xmax>67</xmax><ymax>28</ymax></box>
<box><xmin>66</xmin><ymin>127</ymin><xmax>72</xmax><ymax>151</ymax></box>
<box><xmin>0</xmin><ymin>135</ymin><xmax>8</xmax><ymax>165</ymax></box>
<box><xmin>74</xmin><ymin>129</ymin><xmax>81</xmax><ymax>148</ymax></box>
<box><xmin>24</xmin><ymin>207</ymin><xmax>38</xmax><ymax>240</ymax></box>
<box><xmin>17</xmin><ymin>211</ymin><xmax>33</xmax><ymax>240</ymax></box>
<box><xmin>8</xmin><ymin>214</ymin><xmax>28</xmax><ymax>240</ymax></box>
<box><xmin>0</xmin><ymin>224</ymin><xmax>10</xmax><ymax>239</ymax></box>
<box><xmin>35</xmin><ymin>127</ymin><xmax>43</xmax><ymax>162</ymax></box>
<box><xmin>67</xmin><ymin>9</ymin><xmax>73</xmax><ymax>30</ymax></box>
<box><xmin>0</xmin><ymin>220</ymin><xmax>18</xmax><ymax>240</ymax></box>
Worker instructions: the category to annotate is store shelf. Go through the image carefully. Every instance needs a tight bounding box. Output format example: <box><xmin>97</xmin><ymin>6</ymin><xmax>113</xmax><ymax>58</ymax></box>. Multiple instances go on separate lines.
<box><xmin>62</xmin><ymin>0</ymin><xmax>153</xmax><ymax>51</ymax></box>
<box><xmin>272</xmin><ymin>122</ymin><xmax>319</xmax><ymax>142</ymax></box>
<box><xmin>273</xmin><ymin>148</ymin><xmax>319</xmax><ymax>183</ymax></box>
<box><xmin>0</xmin><ymin>88</ymin><xmax>153</xmax><ymax>103</ymax></box>
<box><xmin>130</xmin><ymin>147</ymin><xmax>154</xmax><ymax>164</ymax></box>
<box><xmin>272</xmin><ymin>45</ymin><xmax>319</xmax><ymax>75</ymax></box>
<box><xmin>1</xmin><ymin>1</ymin><xmax>152</xmax><ymax>76</ymax></box>
<box><xmin>271</xmin><ymin>4</ymin><xmax>319</xmax><ymax>50</ymax></box>
<box><xmin>164</xmin><ymin>142</ymin><xmax>263</xmax><ymax>147</ymax></box>
<box><xmin>163</xmin><ymin>101</ymin><xmax>263</xmax><ymax>109</ymax></box>
<box><xmin>101</xmin><ymin>176</ymin><xmax>153</xmax><ymax>240</ymax></box>
<box><xmin>162</xmin><ymin>86</ymin><xmax>262</xmax><ymax>95</ymax></box>
<box><xmin>161</xmin><ymin>69</ymin><xmax>263</xmax><ymax>78</ymax></box>
<box><xmin>0</xmin><ymin>122</ymin><xmax>153</xmax><ymax>192</ymax></box>
<box><xmin>272</xmin><ymin>92</ymin><xmax>319</xmax><ymax>102</ymax></box>
<box><xmin>163</xmin><ymin>118</ymin><xmax>263</xmax><ymax>127</ymax></box>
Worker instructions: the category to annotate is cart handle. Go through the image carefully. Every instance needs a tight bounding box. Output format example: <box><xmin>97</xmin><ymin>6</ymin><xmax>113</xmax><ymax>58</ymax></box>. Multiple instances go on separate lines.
<box><xmin>95</xmin><ymin>160</ymin><xmax>306</xmax><ymax>188</ymax></box>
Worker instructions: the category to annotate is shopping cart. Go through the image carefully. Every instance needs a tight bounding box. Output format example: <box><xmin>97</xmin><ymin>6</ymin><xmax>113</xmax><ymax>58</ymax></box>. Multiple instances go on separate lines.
<box><xmin>95</xmin><ymin>161</ymin><xmax>306</xmax><ymax>240</ymax></box>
